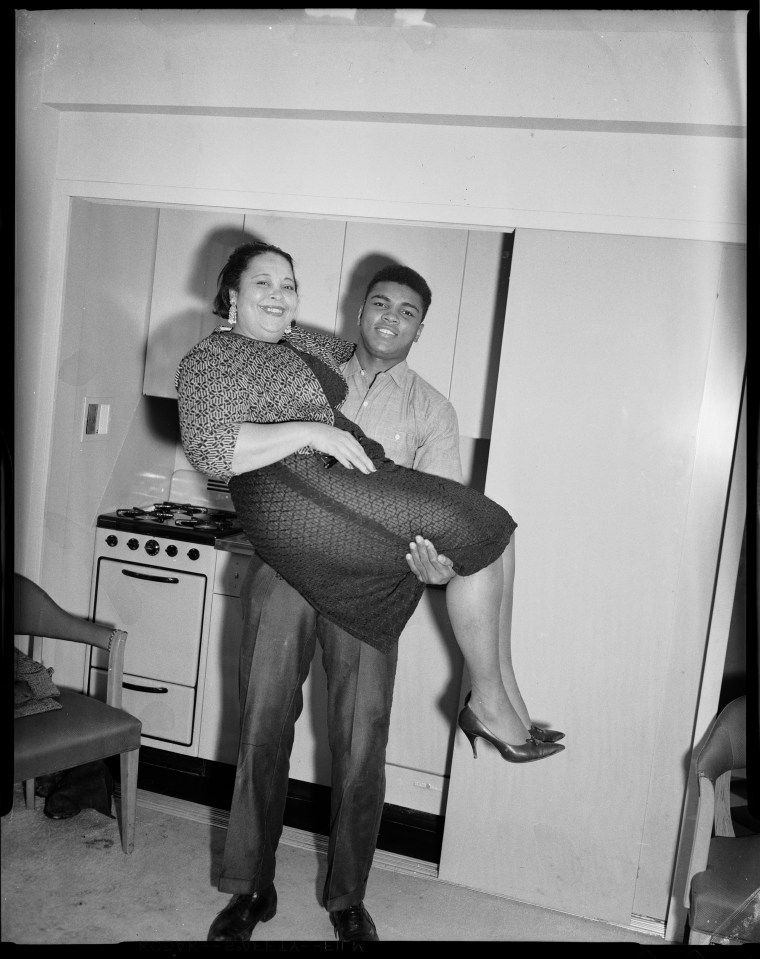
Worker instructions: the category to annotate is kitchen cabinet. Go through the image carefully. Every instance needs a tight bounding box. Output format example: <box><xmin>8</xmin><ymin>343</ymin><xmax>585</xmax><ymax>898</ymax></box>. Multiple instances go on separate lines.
<box><xmin>196</xmin><ymin>544</ymin><xmax>333</xmax><ymax>782</ymax></box>
<box><xmin>335</xmin><ymin>221</ymin><xmax>468</xmax><ymax>399</ymax></box>
<box><xmin>196</xmin><ymin>549</ymin><xmax>248</xmax><ymax>764</ymax></box>
<box><xmin>143</xmin><ymin>209</ymin><xmax>246</xmax><ymax>397</ymax></box>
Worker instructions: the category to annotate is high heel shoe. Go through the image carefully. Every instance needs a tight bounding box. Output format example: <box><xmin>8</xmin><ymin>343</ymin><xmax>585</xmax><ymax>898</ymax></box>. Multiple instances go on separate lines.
<box><xmin>462</xmin><ymin>693</ymin><xmax>565</xmax><ymax>744</ymax></box>
<box><xmin>458</xmin><ymin>695</ymin><xmax>565</xmax><ymax>764</ymax></box>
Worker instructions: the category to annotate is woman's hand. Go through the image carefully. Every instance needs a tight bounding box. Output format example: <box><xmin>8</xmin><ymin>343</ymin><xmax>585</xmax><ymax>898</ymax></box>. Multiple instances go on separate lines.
<box><xmin>308</xmin><ymin>424</ymin><xmax>376</xmax><ymax>474</ymax></box>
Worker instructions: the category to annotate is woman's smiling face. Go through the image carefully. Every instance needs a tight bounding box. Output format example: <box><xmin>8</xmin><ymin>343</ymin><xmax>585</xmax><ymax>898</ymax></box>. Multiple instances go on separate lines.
<box><xmin>231</xmin><ymin>251</ymin><xmax>299</xmax><ymax>342</ymax></box>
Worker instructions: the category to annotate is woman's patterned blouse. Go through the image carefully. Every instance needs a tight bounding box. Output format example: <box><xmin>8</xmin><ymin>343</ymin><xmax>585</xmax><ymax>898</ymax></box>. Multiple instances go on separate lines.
<box><xmin>175</xmin><ymin>325</ymin><xmax>355</xmax><ymax>481</ymax></box>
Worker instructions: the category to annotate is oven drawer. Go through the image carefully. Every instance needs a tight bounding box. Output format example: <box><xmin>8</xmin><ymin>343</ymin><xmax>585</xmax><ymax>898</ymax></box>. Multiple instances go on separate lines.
<box><xmin>89</xmin><ymin>667</ymin><xmax>195</xmax><ymax>746</ymax></box>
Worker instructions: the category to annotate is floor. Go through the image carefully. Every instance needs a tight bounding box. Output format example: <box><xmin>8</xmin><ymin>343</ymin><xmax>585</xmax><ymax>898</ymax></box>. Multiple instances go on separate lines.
<box><xmin>1</xmin><ymin>784</ymin><xmax>669</xmax><ymax>945</ymax></box>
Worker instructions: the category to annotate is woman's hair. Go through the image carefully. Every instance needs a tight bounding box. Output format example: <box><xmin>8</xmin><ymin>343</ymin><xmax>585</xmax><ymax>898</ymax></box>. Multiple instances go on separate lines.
<box><xmin>213</xmin><ymin>241</ymin><xmax>298</xmax><ymax>318</ymax></box>
<box><xmin>363</xmin><ymin>265</ymin><xmax>432</xmax><ymax>319</ymax></box>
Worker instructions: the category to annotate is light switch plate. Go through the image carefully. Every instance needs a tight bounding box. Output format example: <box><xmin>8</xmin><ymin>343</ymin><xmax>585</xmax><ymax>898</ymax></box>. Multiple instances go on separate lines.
<box><xmin>82</xmin><ymin>396</ymin><xmax>113</xmax><ymax>440</ymax></box>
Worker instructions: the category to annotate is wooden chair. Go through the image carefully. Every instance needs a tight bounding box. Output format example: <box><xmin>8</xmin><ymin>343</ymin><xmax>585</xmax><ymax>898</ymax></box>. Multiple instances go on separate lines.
<box><xmin>683</xmin><ymin>695</ymin><xmax>760</xmax><ymax>944</ymax></box>
<box><xmin>13</xmin><ymin>573</ymin><xmax>142</xmax><ymax>853</ymax></box>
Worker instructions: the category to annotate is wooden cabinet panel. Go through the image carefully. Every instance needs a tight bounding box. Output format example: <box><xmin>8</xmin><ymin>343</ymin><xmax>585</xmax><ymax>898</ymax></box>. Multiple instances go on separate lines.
<box><xmin>242</xmin><ymin>213</ymin><xmax>346</xmax><ymax>337</ymax></box>
<box><xmin>197</xmin><ymin>592</ymin><xmax>244</xmax><ymax>765</ymax></box>
<box><xmin>439</xmin><ymin>230</ymin><xmax>741</xmax><ymax>926</ymax></box>
<box><xmin>337</xmin><ymin>221</ymin><xmax>468</xmax><ymax>398</ymax></box>
<box><xmin>143</xmin><ymin>209</ymin><xmax>246</xmax><ymax>397</ymax></box>
<box><xmin>449</xmin><ymin>229</ymin><xmax>512</xmax><ymax>439</ymax></box>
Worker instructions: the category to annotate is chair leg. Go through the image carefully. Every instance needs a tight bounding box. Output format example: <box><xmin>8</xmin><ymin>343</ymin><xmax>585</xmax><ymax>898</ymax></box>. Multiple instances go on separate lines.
<box><xmin>119</xmin><ymin>748</ymin><xmax>140</xmax><ymax>854</ymax></box>
<box><xmin>23</xmin><ymin>779</ymin><xmax>36</xmax><ymax>810</ymax></box>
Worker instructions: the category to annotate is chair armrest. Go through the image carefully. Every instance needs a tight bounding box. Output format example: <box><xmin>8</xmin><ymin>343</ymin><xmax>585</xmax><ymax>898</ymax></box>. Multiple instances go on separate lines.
<box><xmin>105</xmin><ymin>629</ymin><xmax>127</xmax><ymax>710</ymax></box>
<box><xmin>684</xmin><ymin>776</ymin><xmax>715</xmax><ymax>909</ymax></box>
<box><xmin>14</xmin><ymin>574</ymin><xmax>116</xmax><ymax>651</ymax></box>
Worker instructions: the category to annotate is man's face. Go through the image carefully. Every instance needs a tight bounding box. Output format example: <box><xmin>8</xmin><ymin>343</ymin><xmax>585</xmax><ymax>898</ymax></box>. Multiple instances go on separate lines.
<box><xmin>358</xmin><ymin>281</ymin><xmax>425</xmax><ymax>364</ymax></box>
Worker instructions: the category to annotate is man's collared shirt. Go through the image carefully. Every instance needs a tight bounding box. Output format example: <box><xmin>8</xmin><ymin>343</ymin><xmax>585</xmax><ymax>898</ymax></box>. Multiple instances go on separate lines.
<box><xmin>340</xmin><ymin>353</ymin><xmax>463</xmax><ymax>484</ymax></box>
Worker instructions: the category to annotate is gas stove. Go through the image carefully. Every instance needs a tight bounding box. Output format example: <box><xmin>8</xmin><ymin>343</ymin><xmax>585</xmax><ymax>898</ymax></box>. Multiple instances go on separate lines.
<box><xmin>88</xmin><ymin>472</ymin><xmax>249</xmax><ymax>756</ymax></box>
<box><xmin>97</xmin><ymin>502</ymin><xmax>243</xmax><ymax>546</ymax></box>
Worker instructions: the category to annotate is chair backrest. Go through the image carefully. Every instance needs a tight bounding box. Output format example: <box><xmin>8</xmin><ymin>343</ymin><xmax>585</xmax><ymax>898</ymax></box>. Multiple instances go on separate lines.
<box><xmin>684</xmin><ymin>696</ymin><xmax>747</xmax><ymax>907</ymax></box>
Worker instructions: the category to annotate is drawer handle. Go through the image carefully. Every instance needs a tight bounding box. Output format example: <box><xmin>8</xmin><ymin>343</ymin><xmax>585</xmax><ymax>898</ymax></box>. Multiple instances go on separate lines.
<box><xmin>123</xmin><ymin>681</ymin><xmax>169</xmax><ymax>694</ymax></box>
<box><xmin>122</xmin><ymin>570</ymin><xmax>179</xmax><ymax>584</ymax></box>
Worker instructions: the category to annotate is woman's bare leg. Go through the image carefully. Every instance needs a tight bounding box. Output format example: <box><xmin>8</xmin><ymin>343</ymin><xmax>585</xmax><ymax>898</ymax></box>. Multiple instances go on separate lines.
<box><xmin>496</xmin><ymin>536</ymin><xmax>531</xmax><ymax>728</ymax></box>
<box><xmin>445</xmin><ymin>542</ymin><xmax>530</xmax><ymax>745</ymax></box>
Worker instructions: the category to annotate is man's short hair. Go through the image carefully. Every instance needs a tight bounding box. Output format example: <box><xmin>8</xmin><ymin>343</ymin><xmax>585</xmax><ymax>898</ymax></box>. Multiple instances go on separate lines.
<box><xmin>364</xmin><ymin>265</ymin><xmax>432</xmax><ymax>319</ymax></box>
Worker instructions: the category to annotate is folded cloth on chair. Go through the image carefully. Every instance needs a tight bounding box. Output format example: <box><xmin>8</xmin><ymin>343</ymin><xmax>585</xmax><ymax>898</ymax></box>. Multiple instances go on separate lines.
<box><xmin>14</xmin><ymin>648</ymin><xmax>62</xmax><ymax>718</ymax></box>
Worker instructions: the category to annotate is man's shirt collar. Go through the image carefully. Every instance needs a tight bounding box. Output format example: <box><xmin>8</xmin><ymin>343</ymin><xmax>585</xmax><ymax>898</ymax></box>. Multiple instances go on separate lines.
<box><xmin>344</xmin><ymin>352</ymin><xmax>409</xmax><ymax>387</ymax></box>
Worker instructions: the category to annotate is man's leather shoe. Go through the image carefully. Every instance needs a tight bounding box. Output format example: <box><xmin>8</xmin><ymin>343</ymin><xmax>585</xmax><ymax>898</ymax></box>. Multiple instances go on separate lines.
<box><xmin>207</xmin><ymin>886</ymin><xmax>277</xmax><ymax>941</ymax></box>
<box><xmin>329</xmin><ymin>902</ymin><xmax>379</xmax><ymax>941</ymax></box>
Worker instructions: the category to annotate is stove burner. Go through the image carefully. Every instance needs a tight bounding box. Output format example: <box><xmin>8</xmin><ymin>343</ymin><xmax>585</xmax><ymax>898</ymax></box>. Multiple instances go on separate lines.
<box><xmin>175</xmin><ymin>515</ymin><xmax>236</xmax><ymax>531</ymax></box>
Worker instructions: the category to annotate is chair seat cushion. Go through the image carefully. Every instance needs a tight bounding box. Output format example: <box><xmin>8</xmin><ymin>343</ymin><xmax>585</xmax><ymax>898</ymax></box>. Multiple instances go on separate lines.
<box><xmin>690</xmin><ymin>834</ymin><xmax>760</xmax><ymax>937</ymax></box>
<box><xmin>14</xmin><ymin>689</ymin><xmax>142</xmax><ymax>782</ymax></box>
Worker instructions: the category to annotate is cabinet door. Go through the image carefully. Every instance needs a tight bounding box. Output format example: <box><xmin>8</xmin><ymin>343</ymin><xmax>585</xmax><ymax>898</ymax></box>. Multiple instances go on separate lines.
<box><xmin>383</xmin><ymin>589</ymin><xmax>464</xmax><ymax>815</ymax></box>
<box><xmin>242</xmin><ymin>213</ymin><xmax>346</xmax><ymax>337</ymax></box>
<box><xmin>197</xmin><ymin>584</ymin><xmax>333</xmax><ymax>778</ymax></box>
<box><xmin>197</xmin><ymin>591</ymin><xmax>245</xmax><ymax>764</ymax></box>
<box><xmin>143</xmin><ymin>209</ymin><xmax>246</xmax><ymax>397</ymax></box>
<box><xmin>337</xmin><ymin>221</ymin><xmax>468</xmax><ymax>397</ymax></box>
<box><xmin>439</xmin><ymin>230</ymin><xmax>744</xmax><ymax>926</ymax></box>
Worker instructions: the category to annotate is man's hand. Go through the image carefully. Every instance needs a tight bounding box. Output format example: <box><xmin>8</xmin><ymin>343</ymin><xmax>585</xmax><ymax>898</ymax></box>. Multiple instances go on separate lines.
<box><xmin>405</xmin><ymin>535</ymin><xmax>456</xmax><ymax>585</ymax></box>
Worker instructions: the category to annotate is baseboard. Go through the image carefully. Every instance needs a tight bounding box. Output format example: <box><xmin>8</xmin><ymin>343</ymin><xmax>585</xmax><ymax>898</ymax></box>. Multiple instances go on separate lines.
<box><xmin>114</xmin><ymin>748</ymin><xmax>444</xmax><ymax>864</ymax></box>
<box><xmin>126</xmin><ymin>785</ymin><xmax>438</xmax><ymax>881</ymax></box>
<box><xmin>629</xmin><ymin>913</ymin><xmax>667</xmax><ymax>938</ymax></box>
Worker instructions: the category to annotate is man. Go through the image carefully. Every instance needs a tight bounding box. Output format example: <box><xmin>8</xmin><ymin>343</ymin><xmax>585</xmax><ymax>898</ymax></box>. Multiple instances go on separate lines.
<box><xmin>207</xmin><ymin>264</ymin><xmax>460</xmax><ymax>942</ymax></box>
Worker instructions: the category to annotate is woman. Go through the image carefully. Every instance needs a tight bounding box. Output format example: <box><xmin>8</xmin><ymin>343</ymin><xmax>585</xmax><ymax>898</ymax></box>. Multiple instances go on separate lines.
<box><xmin>176</xmin><ymin>242</ymin><xmax>564</xmax><ymax>763</ymax></box>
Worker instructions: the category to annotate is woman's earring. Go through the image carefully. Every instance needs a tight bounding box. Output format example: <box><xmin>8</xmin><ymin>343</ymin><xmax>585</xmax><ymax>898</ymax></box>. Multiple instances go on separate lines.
<box><xmin>228</xmin><ymin>301</ymin><xmax>237</xmax><ymax>326</ymax></box>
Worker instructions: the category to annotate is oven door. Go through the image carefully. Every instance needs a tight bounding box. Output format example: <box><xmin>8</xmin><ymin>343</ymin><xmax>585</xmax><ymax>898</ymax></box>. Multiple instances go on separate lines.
<box><xmin>90</xmin><ymin>557</ymin><xmax>208</xmax><ymax>686</ymax></box>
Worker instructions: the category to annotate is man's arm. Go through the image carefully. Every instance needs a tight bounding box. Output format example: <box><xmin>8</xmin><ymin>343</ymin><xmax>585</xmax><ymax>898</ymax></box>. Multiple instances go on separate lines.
<box><xmin>406</xmin><ymin>397</ymin><xmax>462</xmax><ymax>585</ymax></box>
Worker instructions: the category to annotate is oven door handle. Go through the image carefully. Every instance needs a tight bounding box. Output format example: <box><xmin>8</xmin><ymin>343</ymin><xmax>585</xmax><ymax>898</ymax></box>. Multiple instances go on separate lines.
<box><xmin>123</xmin><ymin>681</ymin><xmax>169</xmax><ymax>694</ymax></box>
<box><xmin>121</xmin><ymin>569</ymin><xmax>180</xmax><ymax>585</ymax></box>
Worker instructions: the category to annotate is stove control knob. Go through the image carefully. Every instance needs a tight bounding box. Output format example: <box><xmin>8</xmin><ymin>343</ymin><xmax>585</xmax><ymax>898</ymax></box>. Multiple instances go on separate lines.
<box><xmin>188</xmin><ymin>548</ymin><xmax>200</xmax><ymax>561</ymax></box>
<box><xmin>105</xmin><ymin>534</ymin><xmax>118</xmax><ymax>547</ymax></box>
<box><xmin>145</xmin><ymin>539</ymin><xmax>160</xmax><ymax>556</ymax></box>
<box><xmin>127</xmin><ymin>538</ymin><xmax>139</xmax><ymax>551</ymax></box>
<box><xmin>165</xmin><ymin>545</ymin><xmax>178</xmax><ymax>558</ymax></box>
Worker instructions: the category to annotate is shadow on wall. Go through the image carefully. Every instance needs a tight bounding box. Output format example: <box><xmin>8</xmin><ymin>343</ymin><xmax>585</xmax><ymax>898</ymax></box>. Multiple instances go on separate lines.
<box><xmin>481</xmin><ymin>232</ymin><xmax>514</xmax><ymax>438</ymax></box>
<box><xmin>142</xmin><ymin>227</ymin><xmax>257</xmax><ymax>392</ymax></box>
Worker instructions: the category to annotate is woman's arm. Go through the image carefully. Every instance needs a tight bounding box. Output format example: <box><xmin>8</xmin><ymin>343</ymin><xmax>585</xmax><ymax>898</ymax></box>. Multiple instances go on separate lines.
<box><xmin>176</xmin><ymin>338</ymin><xmax>374</xmax><ymax>478</ymax></box>
<box><xmin>231</xmin><ymin>421</ymin><xmax>375</xmax><ymax>475</ymax></box>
